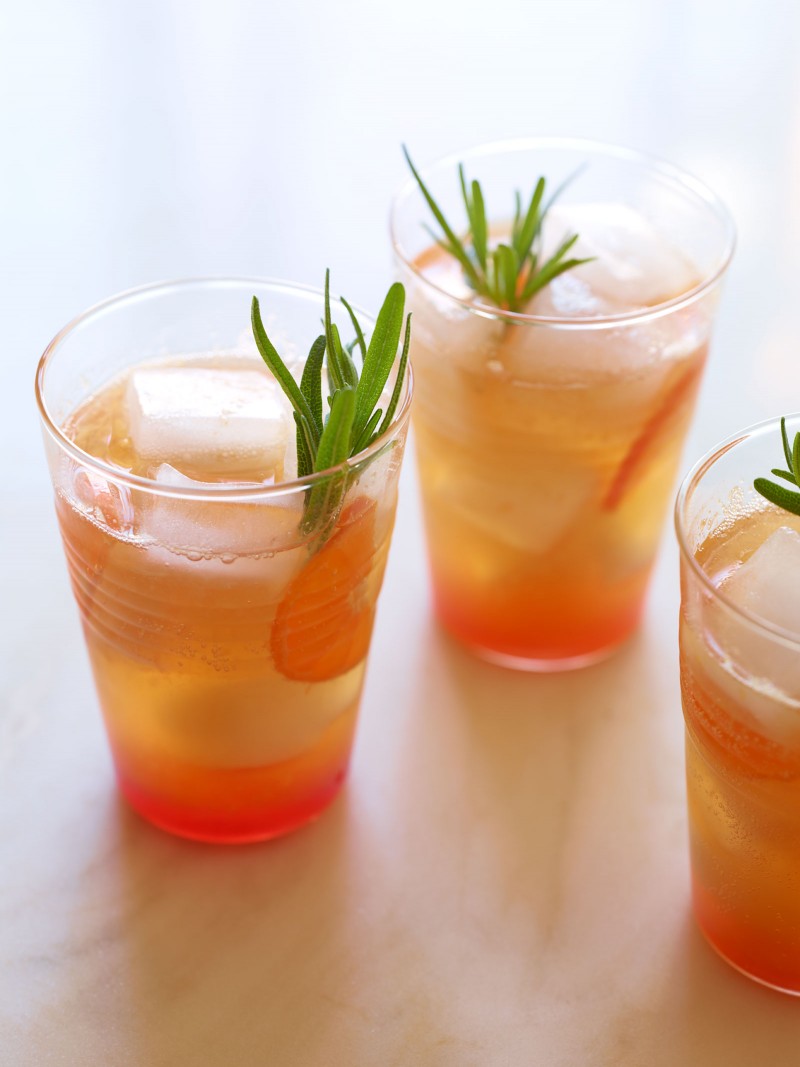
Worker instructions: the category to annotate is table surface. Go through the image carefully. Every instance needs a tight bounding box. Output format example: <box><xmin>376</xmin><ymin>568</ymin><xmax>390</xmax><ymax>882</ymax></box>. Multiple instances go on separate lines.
<box><xmin>4</xmin><ymin>2</ymin><xmax>800</xmax><ymax>1063</ymax></box>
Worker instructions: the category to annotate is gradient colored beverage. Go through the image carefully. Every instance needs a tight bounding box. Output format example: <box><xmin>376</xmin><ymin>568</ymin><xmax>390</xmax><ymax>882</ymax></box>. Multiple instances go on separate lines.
<box><xmin>37</xmin><ymin>281</ymin><xmax>411</xmax><ymax>843</ymax></box>
<box><xmin>677</xmin><ymin>419</ymin><xmax>800</xmax><ymax>994</ymax></box>
<box><xmin>392</xmin><ymin>140</ymin><xmax>733</xmax><ymax>670</ymax></box>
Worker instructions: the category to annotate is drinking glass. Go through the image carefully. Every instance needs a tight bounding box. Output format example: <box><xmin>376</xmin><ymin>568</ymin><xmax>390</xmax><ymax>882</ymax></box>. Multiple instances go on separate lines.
<box><xmin>392</xmin><ymin>138</ymin><xmax>734</xmax><ymax>670</ymax></box>
<box><xmin>676</xmin><ymin>416</ymin><xmax>800</xmax><ymax>994</ymax></box>
<box><xmin>36</xmin><ymin>279</ymin><xmax>412</xmax><ymax>843</ymax></box>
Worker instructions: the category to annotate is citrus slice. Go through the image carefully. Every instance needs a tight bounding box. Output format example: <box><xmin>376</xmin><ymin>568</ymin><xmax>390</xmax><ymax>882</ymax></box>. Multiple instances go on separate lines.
<box><xmin>603</xmin><ymin>354</ymin><xmax>705</xmax><ymax>510</ymax></box>
<box><xmin>682</xmin><ymin>655</ymin><xmax>800</xmax><ymax>781</ymax></box>
<box><xmin>271</xmin><ymin>496</ymin><xmax>378</xmax><ymax>682</ymax></box>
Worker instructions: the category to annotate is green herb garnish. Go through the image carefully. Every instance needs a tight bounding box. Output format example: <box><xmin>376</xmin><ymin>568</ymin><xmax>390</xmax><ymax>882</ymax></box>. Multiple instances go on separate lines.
<box><xmin>403</xmin><ymin>145</ymin><xmax>592</xmax><ymax>313</ymax></box>
<box><xmin>754</xmin><ymin>416</ymin><xmax>800</xmax><ymax>517</ymax></box>
<box><xmin>251</xmin><ymin>271</ymin><xmax>411</xmax><ymax>543</ymax></box>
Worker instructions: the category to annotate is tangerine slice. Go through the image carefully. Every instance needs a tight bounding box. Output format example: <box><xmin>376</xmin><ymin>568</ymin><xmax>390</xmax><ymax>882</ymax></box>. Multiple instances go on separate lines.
<box><xmin>682</xmin><ymin>652</ymin><xmax>800</xmax><ymax>781</ymax></box>
<box><xmin>603</xmin><ymin>353</ymin><xmax>706</xmax><ymax>510</ymax></box>
<box><xmin>271</xmin><ymin>496</ymin><xmax>378</xmax><ymax>682</ymax></box>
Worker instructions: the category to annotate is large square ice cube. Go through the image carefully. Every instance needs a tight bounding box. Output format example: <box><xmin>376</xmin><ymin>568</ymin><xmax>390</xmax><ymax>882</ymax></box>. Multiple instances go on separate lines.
<box><xmin>126</xmin><ymin>365</ymin><xmax>290</xmax><ymax>475</ymax></box>
<box><xmin>408</xmin><ymin>249</ymin><xmax>505</xmax><ymax>371</ymax></box>
<box><xmin>143</xmin><ymin>463</ymin><xmax>307</xmax><ymax>563</ymax></box>
<box><xmin>705</xmin><ymin>526</ymin><xmax>800</xmax><ymax>739</ymax></box>
<box><xmin>539</xmin><ymin>203</ymin><xmax>698</xmax><ymax>311</ymax></box>
<box><xmin>432</xmin><ymin>453</ymin><xmax>596</xmax><ymax>557</ymax></box>
<box><xmin>722</xmin><ymin>526</ymin><xmax>800</xmax><ymax>640</ymax></box>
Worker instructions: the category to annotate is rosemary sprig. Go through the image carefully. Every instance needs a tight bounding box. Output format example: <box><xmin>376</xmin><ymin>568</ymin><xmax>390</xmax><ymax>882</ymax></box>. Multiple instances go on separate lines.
<box><xmin>403</xmin><ymin>146</ymin><xmax>593</xmax><ymax>313</ymax></box>
<box><xmin>754</xmin><ymin>417</ymin><xmax>800</xmax><ymax>517</ymax></box>
<box><xmin>251</xmin><ymin>271</ymin><xmax>411</xmax><ymax>543</ymax></box>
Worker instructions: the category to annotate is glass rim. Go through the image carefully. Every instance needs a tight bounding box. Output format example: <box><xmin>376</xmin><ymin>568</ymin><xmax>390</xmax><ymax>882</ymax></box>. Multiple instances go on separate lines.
<box><xmin>389</xmin><ymin>136</ymin><xmax>736</xmax><ymax>330</ymax></box>
<box><xmin>35</xmin><ymin>276</ymin><xmax>414</xmax><ymax>502</ymax></box>
<box><xmin>675</xmin><ymin>412</ymin><xmax>800</xmax><ymax>650</ymax></box>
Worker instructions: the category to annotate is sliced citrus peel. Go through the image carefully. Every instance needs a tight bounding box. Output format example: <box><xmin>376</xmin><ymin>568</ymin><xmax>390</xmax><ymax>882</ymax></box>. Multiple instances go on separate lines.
<box><xmin>683</xmin><ymin>653</ymin><xmax>800</xmax><ymax>781</ymax></box>
<box><xmin>603</xmin><ymin>354</ymin><xmax>706</xmax><ymax>510</ymax></box>
<box><xmin>271</xmin><ymin>495</ymin><xmax>379</xmax><ymax>683</ymax></box>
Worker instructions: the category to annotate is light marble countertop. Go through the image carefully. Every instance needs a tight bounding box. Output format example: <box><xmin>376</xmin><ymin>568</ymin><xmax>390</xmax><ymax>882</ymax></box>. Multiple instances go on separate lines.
<box><xmin>5</xmin><ymin>478</ymin><xmax>800</xmax><ymax>1065</ymax></box>
<box><xmin>3</xmin><ymin>1</ymin><xmax>800</xmax><ymax>1063</ymax></box>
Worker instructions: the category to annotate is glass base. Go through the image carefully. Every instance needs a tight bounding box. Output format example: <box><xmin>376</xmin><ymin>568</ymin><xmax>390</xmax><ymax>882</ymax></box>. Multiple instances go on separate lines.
<box><xmin>693</xmin><ymin>901</ymin><xmax>800</xmax><ymax>997</ymax></box>
<box><xmin>697</xmin><ymin>923</ymin><xmax>800</xmax><ymax>997</ymax></box>
<box><xmin>439</xmin><ymin>619</ymin><xmax>633</xmax><ymax>673</ymax></box>
<box><xmin>116</xmin><ymin>767</ymin><xmax>348</xmax><ymax>845</ymax></box>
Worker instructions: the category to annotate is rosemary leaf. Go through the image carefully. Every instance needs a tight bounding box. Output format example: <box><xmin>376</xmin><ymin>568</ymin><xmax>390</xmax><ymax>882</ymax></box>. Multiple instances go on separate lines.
<box><xmin>294</xmin><ymin>412</ymin><xmax>314</xmax><ymax>479</ymax></box>
<box><xmin>771</xmin><ymin>468</ymin><xmax>798</xmax><ymax>483</ymax></box>
<box><xmin>755</xmin><ymin>418</ymin><xmax>800</xmax><ymax>518</ymax></box>
<box><xmin>471</xmin><ymin>179</ymin><xmax>487</xmax><ymax>271</ymax></box>
<box><xmin>251</xmin><ymin>297</ymin><xmax>318</xmax><ymax>440</ymax></box>
<box><xmin>754</xmin><ymin>477</ymin><xmax>800</xmax><ymax>517</ymax></box>
<box><xmin>404</xmin><ymin>148</ymin><xmax>592</xmax><ymax>313</ymax></box>
<box><xmin>323</xmin><ymin>271</ymin><xmax>346</xmax><ymax>392</ymax></box>
<box><xmin>353</xmin><ymin>282</ymin><xmax>405</xmax><ymax>441</ymax></box>
<box><xmin>302</xmin><ymin>388</ymin><xmax>357</xmax><ymax>540</ymax></box>
<box><xmin>352</xmin><ymin>407</ymin><xmax>383</xmax><ymax>455</ymax></box>
<box><xmin>300</xmin><ymin>335</ymin><xmax>325</xmax><ymax>434</ymax></box>
<box><xmin>252</xmin><ymin>273</ymin><xmax>410</xmax><ymax>547</ymax></box>
<box><xmin>378</xmin><ymin>313</ymin><xmax>412</xmax><ymax>436</ymax></box>
<box><xmin>781</xmin><ymin>416</ymin><xmax>793</xmax><ymax>472</ymax></box>
<box><xmin>332</xmin><ymin>321</ymin><xmax>358</xmax><ymax>389</ymax></box>
<box><xmin>340</xmin><ymin>297</ymin><xmax>367</xmax><ymax>364</ymax></box>
<box><xmin>514</xmin><ymin>177</ymin><xmax>546</xmax><ymax>263</ymax></box>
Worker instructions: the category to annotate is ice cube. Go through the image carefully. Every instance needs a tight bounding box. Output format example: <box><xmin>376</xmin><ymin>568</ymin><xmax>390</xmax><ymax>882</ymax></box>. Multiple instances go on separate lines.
<box><xmin>500</xmin><ymin>269</ymin><xmax>707</xmax><ymax>394</ymax></box>
<box><xmin>493</xmin><ymin>301</ymin><xmax>681</xmax><ymax>400</ymax></box>
<box><xmin>408</xmin><ymin>248</ymin><xmax>505</xmax><ymax>370</ymax></box>
<box><xmin>126</xmin><ymin>365</ymin><xmax>290</xmax><ymax>476</ymax></box>
<box><xmin>539</xmin><ymin>203</ymin><xmax>699</xmax><ymax>311</ymax></box>
<box><xmin>430</xmin><ymin>452</ymin><xmax>596</xmax><ymax>557</ymax></box>
<box><xmin>701</xmin><ymin>527</ymin><xmax>800</xmax><ymax>738</ymax></box>
<box><xmin>71</xmin><ymin>467</ymin><xmax>134</xmax><ymax>533</ymax></box>
<box><xmin>527</xmin><ymin>269</ymin><xmax>620</xmax><ymax>319</ymax></box>
<box><xmin>722</xmin><ymin>527</ymin><xmax>800</xmax><ymax>641</ymax></box>
<box><xmin>143</xmin><ymin>463</ymin><xmax>307</xmax><ymax>563</ymax></box>
<box><xmin>405</xmin><ymin>248</ymin><xmax>506</xmax><ymax>442</ymax></box>
<box><xmin>128</xmin><ymin>667</ymin><xmax>361</xmax><ymax>768</ymax></box>
<box><xmin>494</xmin><ymin>204</ymin><xmax>708</xmax><ymax>387</ymax></box>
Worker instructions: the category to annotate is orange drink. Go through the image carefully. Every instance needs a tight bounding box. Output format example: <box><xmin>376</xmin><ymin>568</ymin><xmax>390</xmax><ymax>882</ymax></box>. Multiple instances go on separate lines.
<box><xmin>37</xmin><ymin>279</ymin><xmax>411</xmax><ymax>843</ymax></box>
<box><xmin>392</xmin><ymin>139</ymin><xmax>734</xmax><ymax>669</ymax></box>
<box><xmin>677</xmin><ymin>416</ymin><xmax>800</xmax><ymax>994</ymax></box>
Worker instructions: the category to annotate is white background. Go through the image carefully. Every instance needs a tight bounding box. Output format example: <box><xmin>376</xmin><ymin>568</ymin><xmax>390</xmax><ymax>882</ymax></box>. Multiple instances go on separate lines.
<box><xmin>3</xmin><ymin>2</ymin><xmax>800</xmax><ymax>1063</ymax></box>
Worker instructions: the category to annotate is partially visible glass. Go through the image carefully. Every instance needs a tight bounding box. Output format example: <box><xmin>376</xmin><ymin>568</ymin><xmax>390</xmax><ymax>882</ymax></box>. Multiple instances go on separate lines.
<box><xmin>676</xmin><ymin>416</ymin><xmax>800</xmax><ymax>995</ymax></box>
<box><xmin>36</xmin><ymin>279</ymin><xmax>412</xmax><ymax>844</ymax></box>
<box><xmin>392</xmin><ymin>138</ymin><xmax>734</xmax><ymax>670</ymax></box>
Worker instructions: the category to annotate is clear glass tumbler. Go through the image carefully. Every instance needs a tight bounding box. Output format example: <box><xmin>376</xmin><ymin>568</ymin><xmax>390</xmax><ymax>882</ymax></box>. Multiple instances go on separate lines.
<box><xmin>36</xmin><ymin>279</ymin><xmax>412</xmax><ymax>843</ymax></box>
<box><xmin>676</xmin><ymin>416</ymin><xmax>800</xmax><ymax>994</ymax></box>
<box><xmin>392</xmin><ymin>138</ymin><xmax>734</xmax><ymax>670</ymax></box>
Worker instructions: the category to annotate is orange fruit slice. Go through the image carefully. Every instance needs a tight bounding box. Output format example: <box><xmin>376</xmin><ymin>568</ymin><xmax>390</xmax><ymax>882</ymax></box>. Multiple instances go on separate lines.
<box><xmin>271</xmin><ymin>496</ymin><xmax>378</xmax><ymax>682</ymax></box>
<box><xmin>603</xmin><ymin>353</ymin><xmax>706</xmax><ymax>510</ymax></box>
<box><xmin>682</xmin><ymin>654</ymin><xmax>800</xmax><ymax>781</ymax></box>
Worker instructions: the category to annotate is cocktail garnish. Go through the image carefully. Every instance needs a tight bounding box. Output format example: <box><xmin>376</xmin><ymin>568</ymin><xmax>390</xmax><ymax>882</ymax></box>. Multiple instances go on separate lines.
<box><xmin>403</xmin><ymin>145</ymin><xmax>593</xmax><ymax>313</ymax></box>
<box><xmin>754</xmin><ymin>416</ymin><xmax>800</xmax><ymax>517</ymax></box>
<box><xmin>251</xmin><ymin>271</ymin><xmax>411</xmax><ymax>542</ymax></box>
<box><xmin>603</xmin><ymin>359</ymin><xmax>704</xmax><ymax>509</ymax></box>
<box><xmin>271</xmin><ymin>495</ymin><xmax>378</xmax><ymax>681</ymax></box>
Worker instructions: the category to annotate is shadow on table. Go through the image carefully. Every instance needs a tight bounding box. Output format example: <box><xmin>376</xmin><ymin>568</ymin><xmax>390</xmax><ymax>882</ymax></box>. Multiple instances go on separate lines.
<box><xmin>375</xmin><ymin>617</ymin><xmax>681</xmax><ymax>949</ymax></box>
<box><xmin>104</xmin><ymin>786</ymin><xmax>358</xmax><ymax>1065</ymax></box>
<box><xmin>592</xmin><ymin>909</ymin><xmax>800</xmax><ymax>1066</ymax></box>
<box><xmin>41</xmin><ymin>610</ymin><xmax>800</xmax><ymax>1067</ymax></box>
<box><xmin>97</xmin><ymin>616</ymin><xmax>665</xmax><ymax>1065</ymax></box>
<box><xmin>389</xmin><ymin>619</ymin><xmax>800</xmax><ymax>1065</ymax></box>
